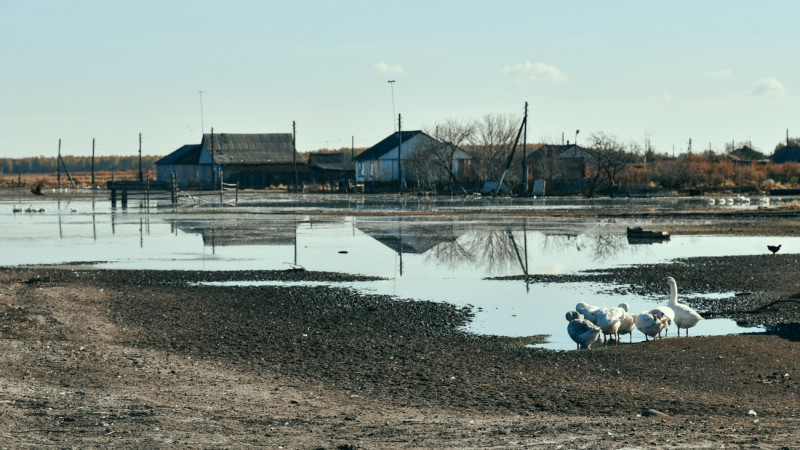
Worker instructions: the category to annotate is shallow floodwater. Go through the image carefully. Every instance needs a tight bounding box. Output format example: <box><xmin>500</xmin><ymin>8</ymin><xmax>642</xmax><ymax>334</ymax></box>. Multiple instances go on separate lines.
<box><xmin>1</xmin><ymin>191</ymin><xmax>789</xmax><ymax>350</ymax></box>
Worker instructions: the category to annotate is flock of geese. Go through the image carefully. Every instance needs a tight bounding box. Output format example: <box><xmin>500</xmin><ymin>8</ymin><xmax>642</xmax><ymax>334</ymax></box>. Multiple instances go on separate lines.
<box><xmin>12</xmin><ymin>205</ymin><xmax>47</xmax><ymax>213</ymax></box>
<box><xmin>707</xmin><ymin>195</ymin><xmax>769</xmax><ymax>206</ymax></box>
<box><xmin>566</xmin><ymin>277</ymin><xmax>704</xmax><ymax>349</ymax></box>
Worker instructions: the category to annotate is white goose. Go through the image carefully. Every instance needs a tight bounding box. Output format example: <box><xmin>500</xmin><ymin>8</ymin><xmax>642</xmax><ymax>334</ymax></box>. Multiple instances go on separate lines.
<box><xmin>575</xmin><ymin>302</ymin><xmax>601</xmax><ymax>324</ymax></box>
<box><xmin>595</xmin><ymin>305</ymin><xmax>625</xmax><ymax>345</ymax></box>
<box><xmin>566</xmin><ymin>311</ymin><xmax>602</xmax><ymax>350</ymax></box>
<box><xmin>664</xmin><ymin>276</ymin><xmax>703</xmax><ymax>336</ymax></box>
<box><xmin>617</xmin><ymin>303</ymin><xmax>636</xmax><ymax>343</ymax></box>
<box><xmin>651</xmin><ymin>306</ymin><xmax>675</xmax><ymax>337</ymax></box>
<box><xmin>635</xmin><ymin>311</ymin><xmax>669</xmax><ymax>341</ymax></box>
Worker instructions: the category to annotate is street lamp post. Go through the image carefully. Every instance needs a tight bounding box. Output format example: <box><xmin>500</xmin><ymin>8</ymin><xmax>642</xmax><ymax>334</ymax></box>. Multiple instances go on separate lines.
<box><xmin>198</xmin><ymin>90</ymin><xmax>205</xmax><ymax>133</ymax></box>
<box><xmin>388</xmin><ymin>80</ymin><xmax>396</xmax><ymax>131</ymax></box>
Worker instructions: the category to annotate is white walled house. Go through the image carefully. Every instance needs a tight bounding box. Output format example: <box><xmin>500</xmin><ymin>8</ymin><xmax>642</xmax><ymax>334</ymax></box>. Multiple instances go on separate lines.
<box><xmin>354</xmin><ymin>130</ymin><xmax>473</xmax><ymax>190</ymax></box>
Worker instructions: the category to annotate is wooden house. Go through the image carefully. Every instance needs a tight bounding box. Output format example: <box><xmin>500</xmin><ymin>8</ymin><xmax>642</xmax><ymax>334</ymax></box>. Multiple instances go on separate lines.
<box><xmin>156</xmin><ymin>133</ymin><xmax>309</xmax><ymax>188</ymax></box>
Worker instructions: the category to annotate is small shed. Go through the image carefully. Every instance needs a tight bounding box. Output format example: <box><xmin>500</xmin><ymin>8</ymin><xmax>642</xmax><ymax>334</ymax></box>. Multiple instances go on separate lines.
<box><xmin>307</xmin><ymin>151</ymin><xmax>355</xmax><ymax>182</ymax></box>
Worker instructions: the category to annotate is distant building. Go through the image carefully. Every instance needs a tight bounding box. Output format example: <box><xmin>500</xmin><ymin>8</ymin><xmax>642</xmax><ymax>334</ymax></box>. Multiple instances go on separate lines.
<box><xmin>730</xmin><ymin>145</ymin><xmax>765</xmax><ymax>161</ymax></box>
<box><xmin>154</xmin><ymin>144</ymin><xmax>205</xmax><ymax>184</ymax></box>
<box><xmin>527</xmin><ymin>144</ymin><xmax>591</xmax><ymax>186</ymax></box>
<box><xmin>354</xmin><ymin>130</ymin><xmax>473</xmax><ymax>191</ymax></box>
<box><xmin>156</xmin><ymin>133</ymin><xmax>309</xmax><ymax>188</ymax></box>
<box><xmin>307</xmin><ymin>151</ymin><xmax>355</xmax><ymax>187</ymax></box>
<box><xmin>770</xmin><ymin>145</ymin><xmax>800</xmax><ymax>163</ymax></box>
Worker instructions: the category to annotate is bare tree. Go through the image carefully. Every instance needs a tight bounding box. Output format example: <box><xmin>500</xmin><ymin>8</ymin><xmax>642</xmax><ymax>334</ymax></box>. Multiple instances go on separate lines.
<box><xmin>774</xmin><ymin>138</ymin><xmax>800</xmax><ymax>151</ymax></box>
<box><xmin>469</xmin><ymin>113</ymin><xmax>519</xmax><ymax>181</ymax></box>
<box><xmin>429</xmin><ymin>119</ymin><xmax>475</xmax><ymax>184</ymax></box>
<box><xmin>585</xmin><ymin>132</ymin><xmax>635</xmax><ymax>196</ymax></box>
<box><xmin>651</xmin><ymin>159</ymin><xmax>698</xmax><ymax>190</ymax></box>
<box><xmin>405</xmin><ymin>119</ymin><xmax>476</xmax><ymax>192</ymax></box>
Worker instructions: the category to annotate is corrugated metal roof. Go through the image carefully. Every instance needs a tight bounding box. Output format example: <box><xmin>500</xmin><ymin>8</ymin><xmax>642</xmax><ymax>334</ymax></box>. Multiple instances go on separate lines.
<box><xmin>155</xmin><ymin>144</ymin><xmax>202</xmax><ymax>165</ymax></box>
<box><xmin>353</xmin><ymin>130</ymin><xmax>424</xmax><ymax>161</ymax></box>
<box><xmin>204</xmin><ymin>133</ymin><xmax>301</xmax><ymax>165</ymax></box>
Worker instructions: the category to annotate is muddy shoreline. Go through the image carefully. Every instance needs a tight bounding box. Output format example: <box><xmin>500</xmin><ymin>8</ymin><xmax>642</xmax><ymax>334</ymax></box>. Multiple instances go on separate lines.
<box><xmin>2</xmin><ymin>254</ymin><xmax>800</xmax><ymax>447</ymax></box>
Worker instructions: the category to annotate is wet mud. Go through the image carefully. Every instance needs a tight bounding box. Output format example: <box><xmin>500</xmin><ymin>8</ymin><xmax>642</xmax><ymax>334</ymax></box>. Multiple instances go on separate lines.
<box><xmin>2</xmin><ymin>256</ymin><xmax>800</xmax><ymax>447</ymax></box>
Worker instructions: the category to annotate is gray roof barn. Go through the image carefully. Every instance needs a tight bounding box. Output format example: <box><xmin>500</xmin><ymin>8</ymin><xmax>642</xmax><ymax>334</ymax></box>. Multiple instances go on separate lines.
<box><xmin>204</xmin><ymin>133</ymin><xmax>301</xmax><ymax>165</ymax></box>
<box><xmin>156</xmin><ymin>132</ymin><xmax>309</xmax><ymax>188</ymax></box>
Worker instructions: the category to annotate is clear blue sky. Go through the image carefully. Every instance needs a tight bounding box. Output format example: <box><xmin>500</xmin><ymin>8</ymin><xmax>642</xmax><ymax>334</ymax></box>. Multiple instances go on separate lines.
<box><xmin>1</xmin><ymin>0</ymin><xmax>797</xmax><ymax>159</ymax></box>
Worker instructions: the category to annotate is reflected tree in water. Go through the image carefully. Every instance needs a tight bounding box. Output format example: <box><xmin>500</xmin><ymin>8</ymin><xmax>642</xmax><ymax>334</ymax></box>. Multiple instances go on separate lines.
<box><xmin>422</xmin><ymin>226</ymin><xmax>629</xmax><ymax>274</ymax></box>
<box><xmin>424</xmin><ymin>229</ymin><xmax>525</xmax><ymax>274</ymax></box>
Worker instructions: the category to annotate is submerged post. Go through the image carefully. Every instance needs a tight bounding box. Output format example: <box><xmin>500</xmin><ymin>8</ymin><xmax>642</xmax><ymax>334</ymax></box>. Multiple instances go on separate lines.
<box><xmin>171</xmin><ymin>172</ymin><xmax>177</xmax><ymax>204</ymax></box>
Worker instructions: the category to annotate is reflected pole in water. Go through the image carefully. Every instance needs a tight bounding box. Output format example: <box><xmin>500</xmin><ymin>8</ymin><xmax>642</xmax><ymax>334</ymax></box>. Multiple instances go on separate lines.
<box><xmin>57</xmin><ymin>198</ymin><xmax>63</xmax><ymax>239</ymax></box>
<box><xmin>399</xmin><ymin>217</ymin><xmax>404</xmax><ymax>277</ymax></box>
<box><xmin>92</xmin><ymin>213</ymin><xmax>97</xmax><ymax>241</ymax></box>
<box><xmin>506</xmin><ymin>229</ymin><xmax>529</xmax><ymax>292</ymax></box>
<box><xmin>523</xmin><ymin>218</ymin><xmax>530</xmax><ymax>292</ymax></box>
<box><xmin>139</xmin><ymin>218</ymin><xmax>143</xmax><ymax>249</ymax></box>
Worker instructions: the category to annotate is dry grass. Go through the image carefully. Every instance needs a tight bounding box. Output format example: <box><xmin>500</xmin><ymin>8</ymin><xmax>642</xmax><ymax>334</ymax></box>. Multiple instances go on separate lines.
<box><xmin>0</xmin><ymin>170</ymin><xmax>154</xmax><ymax>188</ymax></box>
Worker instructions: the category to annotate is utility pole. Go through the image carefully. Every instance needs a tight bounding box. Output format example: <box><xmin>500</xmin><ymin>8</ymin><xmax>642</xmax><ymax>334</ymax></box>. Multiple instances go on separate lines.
<box><xmin>57</xmin><ymin>139</ymin><xmax>61</xmax><ymax>190</ymax></box>
<box><xmin>351</xmin><ymin>136</ymin><xmax>354</xmax><ymax>161</ymax></box>
<box><xmin>397</xmin><ymin>114</ymin><xmax>403</xmax><ymax>194</ymax></box>
<box><xmin>388</xmin><ymin>80</ymin><xmax>396</xmax><ymax>131</ymax></box>
<box><xmin>522</xmin><ymin>102</ymin><xmax>528</xmax><ymax>195</ymax></box>
<box><xmin>138</xmin><ymin>132</ymin><xmax>143</xmax><ymax>182</ymax></box>
<box><xmin>198</xmin><ymin>90</ymin><xmax>205</xmax><ymax>133</ymax></box>
<box><xmin>210</xmin><ymin>127</ymin><xmax>215</xmax><ymax>187</ymax></box>
<box><xmin>91</xmin><ymin>138</ymin><xmax>95</xmax><ymax>187</ymax></box>
<box><xmin>293</xmin><ymin>121</ymin><xmax>298</xmax><ymax>193</ymax></box>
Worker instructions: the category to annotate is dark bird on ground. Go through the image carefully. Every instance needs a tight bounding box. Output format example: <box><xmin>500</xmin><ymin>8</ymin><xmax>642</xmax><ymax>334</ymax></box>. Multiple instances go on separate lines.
<box><xmin>768</xmin><ymin>244</ymin><xmax>782</xmax><ymax>255</ymax></box>
<box><xmin>30</xmin><ymin>182</ymin><xmax>46</xmax><ymax>196</ymax></box>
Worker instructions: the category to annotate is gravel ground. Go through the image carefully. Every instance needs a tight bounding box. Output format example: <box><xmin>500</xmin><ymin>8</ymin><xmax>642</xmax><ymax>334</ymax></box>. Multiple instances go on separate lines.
<box><xmin>2</xmin><ymin>254</ymin><xmax>800</xmax><ymax>448</ymax></box>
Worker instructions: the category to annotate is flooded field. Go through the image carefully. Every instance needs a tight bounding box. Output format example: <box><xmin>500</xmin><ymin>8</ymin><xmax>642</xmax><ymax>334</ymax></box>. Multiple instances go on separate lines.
<box><xmin>2</xmin><ymin>189</ymin><xmax>794</xmax><ymax>350</ymax></box>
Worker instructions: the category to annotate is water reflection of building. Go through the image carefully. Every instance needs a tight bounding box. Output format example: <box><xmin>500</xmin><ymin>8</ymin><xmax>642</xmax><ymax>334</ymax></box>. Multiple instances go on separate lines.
<box><xmin>171</xmin><ymin>219</ymin><xmax>298</xmax><ymax>247</ymax></box>
<box><xmin>355</xmin><ymin>219</ymin><xmax>467</xmax><ymax>254</ymax></box>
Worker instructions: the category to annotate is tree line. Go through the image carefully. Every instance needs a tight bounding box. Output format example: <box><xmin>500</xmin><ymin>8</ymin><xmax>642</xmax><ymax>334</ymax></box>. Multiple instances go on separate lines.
<box><xmin>398</xmin><ymin>114</ymin><xmax>800</xmax><ymax>195</ymax></box>
<box><xmin>0</xmin><ymin>155</ymin><xmax>159</xmax><ymax>175</ymax></box>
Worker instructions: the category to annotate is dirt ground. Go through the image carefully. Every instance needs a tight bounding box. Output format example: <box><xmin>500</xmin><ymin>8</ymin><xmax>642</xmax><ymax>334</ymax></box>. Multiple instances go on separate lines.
<box><xmin>1</xmin><ymin>250</ymin><xmax>800</xmax><ymax>449</ymax></box>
